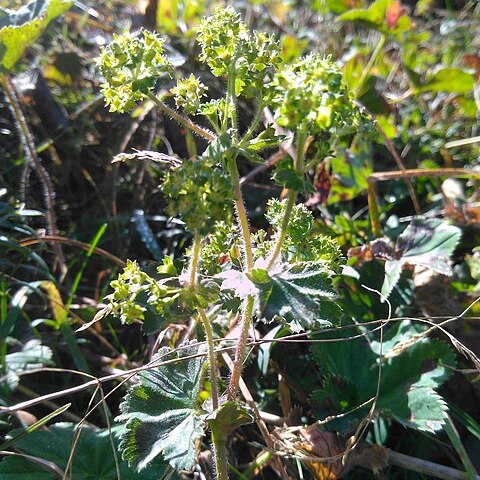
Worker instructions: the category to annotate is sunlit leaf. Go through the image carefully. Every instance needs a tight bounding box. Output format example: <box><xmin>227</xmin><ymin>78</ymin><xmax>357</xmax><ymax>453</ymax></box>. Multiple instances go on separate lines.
<box><xmin>0</xmin><ymin>0</ymin><xmax>72</xmax><ymax>72</ymax></box>
<box><xmin>381</xmin><ymin>217</ymin><xmax>461</xmax><ymax>299</ymax></box>
<box><xmin>419</xmin><ymin>67</ymin><xmax>475</xmax><ymax>95</ymax></box>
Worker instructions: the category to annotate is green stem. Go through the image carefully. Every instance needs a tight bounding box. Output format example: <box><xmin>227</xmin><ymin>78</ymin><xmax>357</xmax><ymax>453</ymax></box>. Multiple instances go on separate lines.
<box><xmin>227</xmin><ymin>294</ymin><xmax>254</xmax><ymax>401</ymax></box>
<box><xmin>223</xmin><ymin>59</ymin><xmax>238</xmax><ymax>136</ymax></box>
<box><xmin>147</xmin><ymin>93</ymin><xmax>217</xmax><ymax>142</ymax></box>
<box><xmin>211</xmin><ymin>427</ymin><xmax>229</xmax><ymax>480</ymax></box>
<box><xmin>188</xmin><ymin>234</ymin><xmax>202</xmax><ymax>290</ymax></box>
<box><xmin>265</xmin><ymin>128</ymin><xmax>307</xmax><ymax>271</ymax></box>
<box><xmin>353</xmin><ymin>34</ymin><xmax>386</xmax><ymax>100</ymax></box>
<box><xmin>238</xmin><ymin>96</ymin><xmax>264</xmax><ymax>148</ymax></box>
<box><xmin>198</xmin><ymin>308</ymin><xmax>219</xmax><ymax>410</ymax></box>
<box><xmin>227</xmin><ymin>156</ymin><xmax>254</xmax><ymax>272</ymax></box>
<box><xmin>265</xmin><ymin>191</ymin><xmax>297</xmax><ymax>271</ymax></box>
<box><xmin>188</xmin><ymin>235</ymin><xmax>220</xmax><ymax>411</ymax></box>
<box><xmin>225</xmin><ymin>152</ymin><xmax>256</xmax><ymax>401</ymax></box>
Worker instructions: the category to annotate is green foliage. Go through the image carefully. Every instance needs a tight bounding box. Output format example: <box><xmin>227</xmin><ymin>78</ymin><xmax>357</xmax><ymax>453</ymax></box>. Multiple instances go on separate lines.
<box><xmin>108</xmin><ymin>259</ymin><xmax>180</xmax><ymax>332</ymax></box>
<box><xmin>338</xmin><ymin>0</ymin><xmax>411</xmax><ymax>36</ymax></box>
<box><xmin>256</xmin><ymin>261</ymin><xmax>342</xmax><ymax>332</ymax></box>
<box><xmin>272</xmin><ymin>156</ymin><xmax>314</xmax><ymax>193</ymax></box>
<box><xmin>0</xmin><ymin>423</ymin><xmax>173</xmax><ymax>479</ymax></box>
<box><xmin>199</xmin><ymin>221</ymin><xmax>240</xmax><ymax>276</ymax></box>
<box><xmin>163</xmin><ymin>159</ymin><xmax>233</xmax><ymax>235</ymax></box>
<box><xmin>418</xmin><ymin>67</ymin><xmax>475</xmax><ymax>95</ymax></box>
<box><xmin>98</xmin><ymin>29</ymin><xmax>171</xmax><ymax>112</ymax></box>
<box><xmin>108</xmin><ymin>258</ymin><xmax>218</xmax><ymax>334</ymax></box>
<box><xmin>0</xmin><ymin>0</ymin><xmax>72</xmax><ymax>72</ymax></box>
<box><xmin>381</xmin><ymin>217</ymin><xmax>462</xmax><ymax>299</ymax></box>
<box><xmin>311</xmin><ymin>321</ymin><xmax>456</xmax><ymax>433</ymax></box>
<box><xmin>117</xmin><ymin>344</ymin><xmax>205</xmax><ymax>472</ymax></box>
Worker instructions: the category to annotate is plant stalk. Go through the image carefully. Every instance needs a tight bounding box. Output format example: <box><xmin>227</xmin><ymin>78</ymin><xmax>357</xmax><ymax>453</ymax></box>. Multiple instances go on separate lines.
<box><xmin>227</xmin><ymin>295</ymin><xmax>255</xmax><ymax>401</ymax></box>
<box><xmin>198</xmin><ymin>308</ymin><xmax>219</xmax><ymax>410</ymax></box>
<box><xmin>265</xmin><ymin>128</ymin><xmax>307</xmax><ymax>270</ymax></box>
<box><xmin>211</xmin><ymin>427</ymin><xmax>229</xmax><ymax>480</ymax></box>
<box><xmin>188</xmin><ymin>234</ymin><xmax>202</xmax><ymax>290</ymax></box>
<box><xmin>147</xmin><ymin>93</ymin><xmax>217</xmax><ymax>142</ymax></box>
<box><xmin>238</xmin><ymin>96</ymin><xmax>264</xmax><ymax>148</ymax></box>
<box><xmin>227</xmin><ymin>156</ymin><xmax>254</xmax><ymax>272</ymax></box>
<box><xmin>225</xmin><ymin>152</ymin><xmax>256</xmax><ymax>401</ymax></box>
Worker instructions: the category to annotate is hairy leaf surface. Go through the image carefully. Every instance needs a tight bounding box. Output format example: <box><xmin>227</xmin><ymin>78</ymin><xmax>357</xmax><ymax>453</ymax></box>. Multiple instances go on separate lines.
<box><xmin>258</xmin><ymin>262</ymin><xmax>341</xmax><ymax>332</ymax></box>
<box><xmin>117</xmin><ymin>344</ymin><xmax>205</xmax><ymax>471</ymax></box>
<box><xmin>0</xmin><ymin>423</ymin><xmax>172</xmax><ymax>479</ymax></box>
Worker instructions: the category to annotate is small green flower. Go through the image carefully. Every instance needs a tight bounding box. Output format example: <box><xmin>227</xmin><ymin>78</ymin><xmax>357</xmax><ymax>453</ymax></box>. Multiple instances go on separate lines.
<box><xmin>195</xmin><ymin>7</ymin><xmax>281</xmax><ymax>96</ymax></box>
<box><xmin>162</xmin><ymin>159</ymin><xmax>233</xmax><ymax>235</ymax></box>
<box><xmin>98</xmin><ymin>30</ymin><xmax>172</xmax><ymax>113</ymax></box>
<box><xmin>265</xmin><ymin>199</ymin><xmax>344</xmax><ymax>269</ymax></box>
<box><xmin>270</xmin><ymin>54</ymin><xmax>366</xmax><ymax>135</ymax></box>
<box><xmin>170</xmin><ymin>74</ymin><xmax>208</xmax><ymax>115</ymax></box>
<box><xmin>196</xmin><ymin>7</ymin><xmax>247</xmax><ymax>77</ymax></box>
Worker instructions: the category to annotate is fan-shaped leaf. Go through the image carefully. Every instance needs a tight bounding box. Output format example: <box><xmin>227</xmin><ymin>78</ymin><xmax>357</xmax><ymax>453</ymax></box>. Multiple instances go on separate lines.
<box><xmin>117</xmin><ymin>344</ymin><xmax>206</xmax><ymax>472</ymax></box>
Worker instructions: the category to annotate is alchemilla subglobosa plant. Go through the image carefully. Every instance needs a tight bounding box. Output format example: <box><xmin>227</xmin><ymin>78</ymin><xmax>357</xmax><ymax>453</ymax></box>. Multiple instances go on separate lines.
<box><xmin>99</xmin><ymin>7</ymin><xmax>369</xmax><ymax>479</ymax></box>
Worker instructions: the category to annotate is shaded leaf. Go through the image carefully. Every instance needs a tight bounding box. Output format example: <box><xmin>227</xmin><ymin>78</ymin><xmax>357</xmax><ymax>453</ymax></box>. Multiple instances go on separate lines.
<box><xmin>0</xmin><ymin>423</ymin><xmax>173</xmax><ymax>479</ymax></box>
<box><xmin>311</xmin><ymin>323</ymin><xmax>455</xmax><ymax>433</ymax></box>
<box><xmin>133</xmin><ymin>209</ymin><xmax>163</xmax><ymax>261</ymax></box>
<box><xmin>117</xmin><ymin>344</ymin><xmax>205</xmax><ymax>471</ymax></box>
<box><xmin>257</xmin><ymin>262</ymin><xmax>341</xmax><ymax>332</ymax></box>
<box><xmin>3</xmin><ymin>339</ymin><xmax>53</xmax><ymax>391</ymax></box>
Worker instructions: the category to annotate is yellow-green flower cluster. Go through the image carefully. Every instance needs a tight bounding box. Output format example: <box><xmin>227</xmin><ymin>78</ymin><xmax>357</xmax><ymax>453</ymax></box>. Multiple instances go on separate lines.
<box><xmin>108</xmin><ymin>260</ymin><xmax>177</xmax><ymax>325</ymax></box>
<box><xmin>98</xmin><ymin>30</ymin><xmax>171</xmax><ymax>113</ymax></box>
<box><xmin>170</xmin><ymin>74</ymin><xmax>208</xmax><ymax>115</ymax></box>
<box><xmin>270</xmin><ymin>54</ymin><xmax>364</xmax><ymax>135</ymax></box>
<box><xmin>196</xmin><ymin>7</ymin><xmax>281</xmax><ymax>96</ymax></box>
<box><xmin>162</xmin><ymin>159</ymin><xmax>233</xmax><ymax>235</ymax></box>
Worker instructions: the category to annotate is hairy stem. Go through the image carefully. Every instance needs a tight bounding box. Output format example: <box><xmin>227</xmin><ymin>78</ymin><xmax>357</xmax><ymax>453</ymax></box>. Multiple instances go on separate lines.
<box><xmin>265</xmin><ymin>190</ymin><xmax>297</xmax><ymax>270</ymax></box>
<box><xmin>211</xmin><ymin>427</ymin><xmax>229</xmax><ymax>480</ymax></box>
<box><xmin>147</xmin><ymin>93</ymin><xmax>217</xmax><ymax>142</ymax></box>
<box><xmin>223</xmin><ymin>60</ymin><xmax>238</xmax><ymax>136</ymax></box>
<box><xmin>188</xmin><ymin>234</ymin><xmax>202</xmax><ymax>290</ymax></box>
<box><xmin>227</xmin><ymin>156</ymin><xmax>254</xmax><ymax>272</ymax></box>
<box><xmin>198</xmin><ymin>308</ymin><xmax>219</xmax><ymax>410</ymax></box>
<box><xmin>265</xmin><ymin>128</ymin><xmax>307</xmax><ymax>270</ymax></box>
<box><xmin>225</xmin><ymin>152</ymin><xmax>255</xmax><ymax>401</ymax></box>
<box><xmin>238</xmin><ymin>96</ymin><xmax>264</xmax><ymax>148</ymax></box>
<box><xmin>227</xmin><ymin>294</ymin><xmax>254</xmax><ymax>401</ymax></box>
<box><xmin>188</xmin><ymin>235</ymin><xmax>220</xmax><ymax>410</ymax></box>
